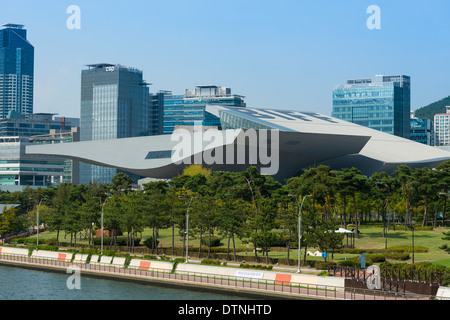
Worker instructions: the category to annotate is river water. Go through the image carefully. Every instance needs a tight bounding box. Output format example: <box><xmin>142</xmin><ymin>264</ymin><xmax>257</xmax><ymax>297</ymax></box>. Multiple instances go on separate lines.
<box><xmin>0</xmin><ymin>264</ymin><xmax>249</xmax><ymax>300</ymax></box>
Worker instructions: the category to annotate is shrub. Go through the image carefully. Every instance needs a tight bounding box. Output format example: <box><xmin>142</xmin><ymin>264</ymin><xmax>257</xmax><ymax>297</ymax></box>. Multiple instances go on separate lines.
<box><xmin>102</xmin><ymin>250</ymin><xmax>116</xmax><ymax>257</ymax></box>
<box><xmin>80</xmin><ymin>248</ymin><xmax>100</xmax><ymax>255</ymax></box>
<box><xmin>143</xmin><ymin>237</ymin><xmax>159</xmax><ymax>249</ymax></box>
<box><xmin>239</xmin><ymin>264</ymin><xmax>273</xmax><ymax>270</ymax></box>
<box><xmin>171</xmin><ymin>258</ymin><xmax>185</xmax><ymax>273</ymax></box>
<box><xmin>44</xmin><ymin>238</ymin><xmax>58</xmax><ymax>246</ymax></box>
<box><xmin>366</xmin><ymin>254</ymin><xmax>386</xmax><ymax>263</ymax></box>
<box><xmin>201</xmin><ymin>236</ymin><xmax>221</xmax><ymax>247</ymax></box>
<box><xmin>124</xmin><ymin>255</ymin><xmax>132</xmax><ymax>268</ymax></box>
<box><xmin>315</xmin><ymin>262</ymin><xmax>336</xmax><ymax>270</ymax></box>
<box><xmin>387</xmin><ymin>246</ymin><xmax>428</xmax><ymax>253</ymax></box>
<box><xmin>36</xmin><ymin>245</ymin><xmax>58</xmax><ymax>251</ymax></box>
<box><xmin>201</xmin><ymin>259</ymin><xmax>221</xmax><ymax>266</ymax></box>
<box><xmin>385</xmin><ymin>252</ymin><xmax>410</xmax><ymax>261</ymax></box>
<box><xmin>413</xmin><ymin>226</ymin><xmax>434</xmax><ymax>231</ymax></box>
<box><xmin>337</xmin><ymin>260</ymin><xmax>360</xmax><ymax>267</ymax></box>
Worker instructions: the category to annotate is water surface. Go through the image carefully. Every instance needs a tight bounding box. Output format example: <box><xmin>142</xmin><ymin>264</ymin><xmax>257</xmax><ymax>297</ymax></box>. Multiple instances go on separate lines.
<box><xmin>0</xmin><ymin>264</ymin><xmax>249</xmax><ymax>300</ymax></box>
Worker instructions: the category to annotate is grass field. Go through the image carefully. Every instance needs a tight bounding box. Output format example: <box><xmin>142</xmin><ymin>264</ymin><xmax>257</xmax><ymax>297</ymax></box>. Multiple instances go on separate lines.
<box><xmin>25</xmin><ymin>225</ymin><xmax>450</xmax><ymax>267</ymax></box>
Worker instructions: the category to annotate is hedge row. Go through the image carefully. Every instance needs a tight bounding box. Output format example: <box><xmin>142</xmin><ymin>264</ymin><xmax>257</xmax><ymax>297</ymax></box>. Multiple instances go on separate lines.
<box><xmin>337</xmin><ymin>246</ymin><xmax>428</xmax><ymax>255</ymax></box>
<box><xmin>92</xmin><ymin>237</ymin><xmax>141</xmax><ymax>246</ymax></box>
<box><xmin>239</xmin><ymin>264</ymin><xmax>273</xmax><ymax>270</ymax></box>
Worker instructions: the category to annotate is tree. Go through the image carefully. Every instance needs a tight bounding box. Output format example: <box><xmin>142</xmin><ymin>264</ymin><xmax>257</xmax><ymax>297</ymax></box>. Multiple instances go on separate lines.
<box><xmin>310</xmin><ymin>215</ymin><xmax>344</xmax><ymax>262</ymax></box>
<box><xmin>121</xmin><ymin>192</ymin><xmax>146</xmax><ymax>252</ymax></box>
<box><xmin>182</xmin><ymin>164</ymin><xmax>212</xmax><ymax>178</ymax></box>
<box><xmin>371</xmin><ymin>171</ymin><xmax>398</xmax><ymax>237</ymax></box>
<box><xmin>336</xmin><ymin>167</ymin><xmax>369</xmax><ymax>237</ymax></box>
<box><xmin>216</xmin><ymin>198</ymin><xmax>248</xmax><ymax>261</ymax></box>
<box><xmin>241</xmin><ymin>167</ymin><xmax>282</xmax><ymax>262</ymax></box>
<box><xmin>209</xmin><ymin>171</ymin><xmax>249</xmax><ymax>261</ymax></box>
<box><xmin>111</xmin><ymin>172</ymin><xmax>134</xmax><ymax>195</ymax></box>
<box><xmin>49</xmin><ymin>183</ymin><xmax>73</xmax><ymax>246</ymax></box>
<box><xmin>143</xmin><ymin>181</ymin><xmax>171</xmax><ymax>254</ymax></box>
<box><xmin>277</xmin><ymin>197</ymin><xmax>298</xmax><ymax>265</ymax></box>
<box><xmin>0</xmin><ymin>206</ymin><xmax>23</xmax><ymax>236</ymax></box>
<box><xmin>394</xmin><ymin>165</ymin><xmax>414</xmax><ymax>229</ymax></box>
<box><xmin>287</xmin><ymin>166</ymin><xmax>336</xmax><ymax>219</ymax></box>
<box><xmin>191</xmin><ymin>195</ymin><xmax>218</xmax><ymax>259</ymax></box>
<box><xmin>411</xmin><ymin>167</ymin><xmax>439</xmax><ymax>227</ymax></box>
<box><xmin>64</xmin><ymin>184</ymin><xmax>87</xmax><ymax>247</ymax></box>
<box><xmin>103</xmin><ymin>195</ymin><xmax>125</xmax><ymax>250</ymax></box>
<box><xmin>436</xmin><ymin>160</ymin><xmax>450</xmax><ymax>227</ymax></box>
<box><xmin>440</xmin><ymin>231</ymin><xmax>450</xmax><ymax>254</ymax></box>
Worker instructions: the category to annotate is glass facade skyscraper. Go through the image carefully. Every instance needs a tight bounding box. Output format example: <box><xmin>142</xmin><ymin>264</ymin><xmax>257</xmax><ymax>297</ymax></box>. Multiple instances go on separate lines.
<box><xmin>410</xmin><ymin>116</ymin><xmax>434</xmax><ymax>146</ymax></box>
<box><xmin>162</xmin><ymin>85</ymin><xmax>246</xmax><ymax>134</ymax></box>
<box><xmin>80</xmin><ymin>63</ymin><xmax>151</xmax><ymax>184</ymax></box>
<box><xmin>332</xmin><ymin>75</ymin><xmax>411</xmax><ymax>138</ymax></box>
<box><xmin>0</xmin><ymin>136</ymin><xmax>65</xmax><ymax>190</ymax></box>
<box><xmin>0</xmin><ymin>24</ymin><xmax>34</xmax><ymax>118</ymax></box>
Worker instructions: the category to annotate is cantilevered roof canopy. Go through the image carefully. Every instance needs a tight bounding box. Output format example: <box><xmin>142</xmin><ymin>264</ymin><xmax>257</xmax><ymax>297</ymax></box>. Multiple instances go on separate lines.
<box><xmin>26</xmin><ymin>106</ymin><xmax>450</xmax><ymax>182</ymax></box>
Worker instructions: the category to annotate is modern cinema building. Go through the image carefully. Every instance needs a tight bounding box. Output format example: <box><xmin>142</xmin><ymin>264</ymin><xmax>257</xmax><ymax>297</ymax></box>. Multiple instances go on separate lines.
<box><xmin>26</xmin><ymin>105</ymin><xmax>450</xmax><ymax>182</ymax></box>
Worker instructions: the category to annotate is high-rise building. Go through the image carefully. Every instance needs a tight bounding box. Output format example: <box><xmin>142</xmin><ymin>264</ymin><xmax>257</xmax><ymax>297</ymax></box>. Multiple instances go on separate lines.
<box><xmin>149</xmin><ymin>91</ymin><xmax>164</xmax><ymax>136</ymax></box>
<box><xmin>332</xmin><ymin>75</ymin><xmax>411</xmax><ymax>138</ymax></box>
<box><xmin>410</xmin><ymin>115</ymin><xmax>434</xmax><ymax>146</ymax></box>
<box><xmin>434</xmin><ymin>106</ymin><xmax>450</xmax><ymax>146</ymax></box>
<box><xmin>0</xmin><ymin>111</ymin><xmax>79</xmax><ymax>137</ymax></box>
<box><xmin>162</xmin><ymin>85</ymin><xmax>246</xmax><ymax>134</ymax></box>
<box><xmin>29</xmin><ymin>127</ymin><xmax>80</xmax><ymax>184</ymax></box>
<box><xmin>80</xmin><ymin>63</ymin><xmax>151</xmax><ymax>184</ymax></box>
<box><xmin>0</xmin><ymin>136</ymin><xmax>66</xmax><ymax>191</ymax></box>
<box><xmin>0</xmin><ymin>24</ymin><xmax>34</xmax><ymax>118</ymax></box>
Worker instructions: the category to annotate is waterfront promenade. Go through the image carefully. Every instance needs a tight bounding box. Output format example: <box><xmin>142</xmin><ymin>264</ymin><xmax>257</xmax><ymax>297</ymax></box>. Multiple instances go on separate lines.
<box><xmin>0</xmin><ymin>246</ymin><xmax>442</xmax><ymax>300</ymax></box>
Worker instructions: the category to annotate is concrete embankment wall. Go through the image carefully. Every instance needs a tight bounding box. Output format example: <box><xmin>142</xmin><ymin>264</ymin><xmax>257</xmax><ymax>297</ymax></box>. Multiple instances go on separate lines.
<box><xmin>1</xmin><ymin>246</ymin><xmax>448</xmax><ymax>299</ymax></box>
<box><xmin>176</xmin><ymin>263</ymin><xmax>345</xmax><ymax>290</ymax></box>
<box><xmin>0</xmin><ymin>246</ymin><xmax>345</xmax><ymax>291</ymax></box>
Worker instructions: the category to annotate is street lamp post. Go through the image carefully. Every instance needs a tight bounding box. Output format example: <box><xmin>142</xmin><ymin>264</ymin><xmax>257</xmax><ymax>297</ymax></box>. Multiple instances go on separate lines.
<box><xmin>179</xmin><ymin>196</ymin><xmax>198</xmax><ymax>263</ymax></box>
<box><xmin>36</xmin><ymin>198</ymin><xmax>46</xmax><ymax>248</ymax></box>
<box><xmin>289</xmin><ymin>194</ymin><xmax>312</xmax><ymax>273</ymax></box>
<box><xmin>96</xmin><ymin>196</ymin><xmax>112</xmax><ymax>254</ymax></box>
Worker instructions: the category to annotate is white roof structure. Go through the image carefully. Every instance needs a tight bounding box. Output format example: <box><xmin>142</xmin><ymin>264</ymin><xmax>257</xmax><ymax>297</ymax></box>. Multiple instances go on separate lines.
<box><xmin>25</xmin><ymin>106</ymin><xmax>450</xmax><ymax>182</ymax></box>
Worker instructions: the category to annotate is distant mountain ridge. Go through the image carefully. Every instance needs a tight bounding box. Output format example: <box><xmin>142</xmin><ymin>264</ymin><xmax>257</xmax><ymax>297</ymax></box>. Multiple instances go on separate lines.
<box><xmin>414</xmin><ymin>96</ymin><xmax>450</xmax><ymax>120</ymax></box>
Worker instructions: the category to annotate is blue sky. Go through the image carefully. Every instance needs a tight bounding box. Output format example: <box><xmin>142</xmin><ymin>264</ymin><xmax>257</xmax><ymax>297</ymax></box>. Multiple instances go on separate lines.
<box><xmin>2</xmin><ymin>0</ymin><xmax>450</xmax><ymax>118</ymax></box>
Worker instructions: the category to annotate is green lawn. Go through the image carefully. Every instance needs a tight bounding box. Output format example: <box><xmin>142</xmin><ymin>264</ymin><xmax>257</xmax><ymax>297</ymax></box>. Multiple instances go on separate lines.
<box><xmin>349</xmin><ymin>225</ymin><xmax>450</xmax><ymax>267</ymax></box>
<box><xmin>24</xmin><ymin>225</ymin><xmax>450</xmax><ymax>267</ymax></box>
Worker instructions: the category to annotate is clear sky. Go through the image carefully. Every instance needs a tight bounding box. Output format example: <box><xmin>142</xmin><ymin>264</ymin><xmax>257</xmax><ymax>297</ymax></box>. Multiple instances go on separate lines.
<box><xmin>2</xmin><ymin>0</ymin><xmax>450</xmax><ymax>118</ymax></box>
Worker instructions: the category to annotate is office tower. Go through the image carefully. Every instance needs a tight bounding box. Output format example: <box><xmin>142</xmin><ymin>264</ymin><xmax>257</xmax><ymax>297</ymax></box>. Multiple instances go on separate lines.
<box><xmin>0</xmin><ymin>24</ymin><xmax>34</xmax><ymax>118</ymax></box>
<box><xmin>0</xmin><ymin>111</ymin><xmax>79</xmax><ymax>137</ymax></box>
<box><xmin>410</xmin><ymin>114</ymin><xmax>434</xmax><ymax>146</ymax></box>
<box><xmin>332</xmin><ymin>75</ymin><xmax>411</xmax><ymax>138</ymax></box>
<box><xmin>149</xmin><ymin>91</ymin><xmax>164</xmax><ymax>136</ymax></box>
<box><xmin>434</xmin><ymin>106</ymin><xmax>450</xmax><ymax>146</ymax></box>
<box><xmin>80</xmin><ymin>63</ymin><xmax>150</xmax><ymax>184</ymax></box>
<box><xmin>0</xmin><ymin>136</ymin><xmax>66</xmax><ymax>191</ymax></box>
<box><xmin>162</xmin><ymin>85</ymin><xmax>246</xmax><ymax>134</ymax></box>
<box><xmin>30</xmin><ymin>127</ymin><xmax>80</xmax><ymax>184</ymax></box>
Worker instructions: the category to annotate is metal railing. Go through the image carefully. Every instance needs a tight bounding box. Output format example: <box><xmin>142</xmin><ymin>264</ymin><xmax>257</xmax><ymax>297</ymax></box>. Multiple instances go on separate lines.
<box><xmin>0</xmin><ymin>252</ymin><xmax>434</xmax><ymax>300</ymax></box>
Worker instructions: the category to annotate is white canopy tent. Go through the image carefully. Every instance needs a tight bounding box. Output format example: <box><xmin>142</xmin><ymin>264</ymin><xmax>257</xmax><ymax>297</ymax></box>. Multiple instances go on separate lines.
<box><xmin>335</xmin><ymin>227</ymin><xmax>355</xmax><ymax>248</ymax></box>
